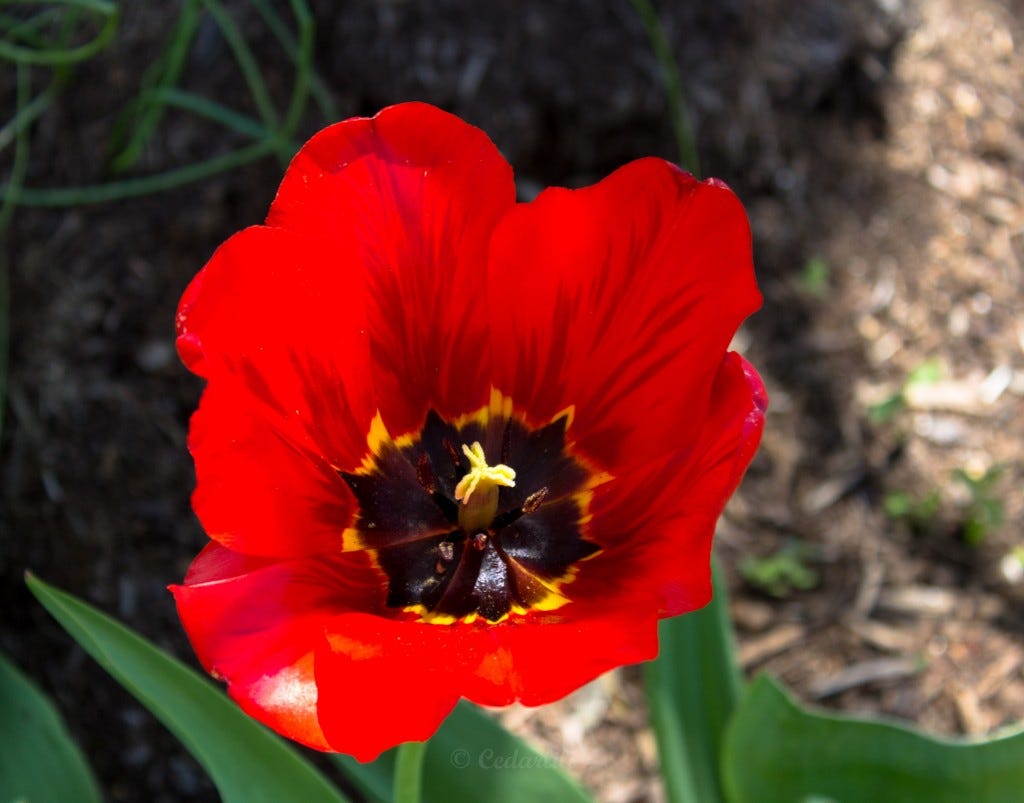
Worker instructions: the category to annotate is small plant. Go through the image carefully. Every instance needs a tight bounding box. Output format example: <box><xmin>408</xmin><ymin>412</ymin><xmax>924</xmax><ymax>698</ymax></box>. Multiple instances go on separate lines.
<box><xmin>867</xmin><ymin>393</ymin><xmax>906</xmax><ymax>425</ymax></box>
<box><xmin>952</xmin><ymin>464</ymin><xmax>1005</xmax><ymax>546</ymax></box>
<box><xmin>884</xmin><ymin>465</ymin><xmax>1005</xmax><ymax>547</ymax></box>
<box><xmin>741</xmin><ymin>540</ymin><xmax>820</xmax><ymax>598</ymax></box>
<box><xmin>883</xmin><ymin>488</ymin><xmax>942</xmax><ymax>530</ymax></box>
<box><xmin>867</xmin><ymin>357</ymin><xmax>944</xmax><ymax>424</ymax></box>
<box><xmin>797</xmin><ymin>255</ymin><xmax>830</xmax><ymax>297</ymax></box>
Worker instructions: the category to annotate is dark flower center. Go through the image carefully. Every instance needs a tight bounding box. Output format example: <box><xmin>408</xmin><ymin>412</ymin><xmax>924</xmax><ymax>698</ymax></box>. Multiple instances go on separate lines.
<box><xmin>340</xmin><ymin>396</ymin><xmax>602</xmax><ymax>623</ymax></box>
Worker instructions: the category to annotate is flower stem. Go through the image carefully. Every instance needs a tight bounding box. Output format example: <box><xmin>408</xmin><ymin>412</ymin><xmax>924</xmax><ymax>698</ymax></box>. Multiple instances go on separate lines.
<box><xmin>394</xmin><ymin>740</ymin><xmax>428</xmax><ymax>803</ymax></box>
<box><xmin>628</xmin><ymin>0</ymin><xmax>702</xmax><ymax>179</ymax></box>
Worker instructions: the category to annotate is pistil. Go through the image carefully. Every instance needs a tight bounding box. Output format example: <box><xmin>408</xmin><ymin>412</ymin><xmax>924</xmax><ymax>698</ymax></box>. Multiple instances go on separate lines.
<box><xmin>454</xmin><ymin>441</ymin><xmax>516</xmax><ymax>532</ymax></box>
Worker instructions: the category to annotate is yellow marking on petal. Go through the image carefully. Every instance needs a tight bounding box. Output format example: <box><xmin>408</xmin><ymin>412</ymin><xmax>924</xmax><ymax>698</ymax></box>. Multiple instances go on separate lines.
<box><xmin>553</xmin><ymin>402</ymin><xmax>576</xmax><ymax>432</ymax></box>
<box><xmin>364</xmin><ymin>413</ymin><xmax>392</xmax><ymax>469</ymax></box>
<box><xmin>341</xmin><ymin>526</ymin><xmax>366</xmax><ymax>552</ymax></box>
<box><xmin>403</xmin><ymin>582</ymin><xmax>570</xmax><ymax>625</ymax></box>
<box><xmin>325</xmin><ymin>633</ymin><xmax>383</xmax><ymax>660</ymax></box>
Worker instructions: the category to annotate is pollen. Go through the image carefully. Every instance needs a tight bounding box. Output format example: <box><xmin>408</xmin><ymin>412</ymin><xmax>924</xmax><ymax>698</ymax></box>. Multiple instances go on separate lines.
<box><xmin>454</xmin><ymin>441</ymin><xmax>515</xmax><ymax>533</ymax></box>
<box><xmin>454</xmin><ymin>442</ymin><xmax>516</xmax><ymax>504</ymax></box>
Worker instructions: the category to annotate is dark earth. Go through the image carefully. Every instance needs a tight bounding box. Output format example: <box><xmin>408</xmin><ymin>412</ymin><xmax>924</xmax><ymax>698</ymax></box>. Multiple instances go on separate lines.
<box><xmin>2</xmin><ymin>1</ymin><xmax>1023</xmax><ymax>801</ymax></box>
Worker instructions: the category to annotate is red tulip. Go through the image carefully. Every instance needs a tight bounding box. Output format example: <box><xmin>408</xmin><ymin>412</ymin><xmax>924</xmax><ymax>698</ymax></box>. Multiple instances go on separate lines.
<box><xmin>171</xmin><ymin>102</ymin><xmax>766</xmax><ymax>761</ymax></box>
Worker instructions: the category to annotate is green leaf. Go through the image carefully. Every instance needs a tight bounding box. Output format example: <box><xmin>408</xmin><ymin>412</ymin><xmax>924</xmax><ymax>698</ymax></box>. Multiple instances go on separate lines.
<box><xmin>740</xmin><ymin>541</ymin><xmax>819</xmax><ymax>598</ymax></box>
<box><xmin>798</xmin><ymin>256</ymin><xmax>830</xmax><ymax>297</ymax></box>
<box><xmin>26</xmin><ymin>573</ymin><xmax>348</xmax><ymax>803</ymax></box>
<box><xmin>905</xmin><ymin>358</ymin><xmax>945</xmax><ymax>390</ymax></box>
<box><xmin>0</xmin><ymin>651</ymin><xmax>102</xmax><ymax>803</ymax></box>
<box><xmin>883</xmin><ymin>490</ymin><xmax>913</xmax><ymax>518</ymax></box>
<box><xmin>883</xmin><ymin>488</ymin><xmax>941</xmax><ymax>528</ymax></box>
<box><xmin>644</xmin><ymin>559</ymin><xmax>741</xmax><ymax>803</ymax></box>
<box><xmin>866</xmin><ymin>392</ymin><xmax>906</xmax><ymax>424</ymax></box>
<box><xmin>334</xmin><ymin>701</ymin><xmax>594</xmax><ymax>803</ymax></box>
<box><xmin>723</xmin><ymin>675</ymin><xmax>1024</xmax><ymax>803</ymax></box>
<box><xmin>393</xmin><ymin>740</ymin><xmax>427</xmax><ymax>803</ymax></box>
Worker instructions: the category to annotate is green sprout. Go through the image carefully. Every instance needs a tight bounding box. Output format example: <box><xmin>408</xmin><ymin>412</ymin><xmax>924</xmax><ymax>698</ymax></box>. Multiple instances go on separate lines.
<box><xmin>797</xmin><ymin>256</ymin><xmax>829</xmax><ymax>297</ymax></box>
<box><xmin>867</xmin><ymin>393</ymin><xmax>906</xmax><ymax>425</ymax></box>
<box><xmin>741</xmin><ymin>541</ymin><xmax>820</xmax><ymax>598</ymax></box>
<box><xmin>867</xmin><ymin>357</ymin><xmax>945</xmax><ymax>424</ymax></box>
<box><xmin>885</xmin><ymin>465</ymin><xmax>1005</xmax><ymax>546</ymax></box>
<box><xmin>882</xmin><ymin>488</ymin><xmax>942</xmax><ymax>529</ymax></box>
<box><xmin>952</xmin><ymin>465</ymin><xmax>1005</xmax><ymax>546</ymax></box>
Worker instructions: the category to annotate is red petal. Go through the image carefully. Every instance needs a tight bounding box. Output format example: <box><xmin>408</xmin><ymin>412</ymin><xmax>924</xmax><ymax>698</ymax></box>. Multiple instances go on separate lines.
<box><xmin>314</xmin><ymin>616</ymin><xmax>468</xmax><ymax>761</ymax></box>
<box><xmin>171</xmin><ymin>544</ymin><xmax>384</xmax><ymax>752</ymax></box>
<box><xmin>188</xmin><ymin>380</ymin><xmax>356</xmax><ymax>557</ymax></box>
<box><xmin>174</xmin><ymin>543</ymin><xmax>662</xmax><ymax>759</ymax></box>
<box><xmin>313</xmin><ymin>605</ymin><xmax>658</xmax><ymax>759</ymax></box>
<box><xmin>572</xmin><ymin>351</ymin><xmax>767</xmax><ymax>616</ymax></box>
<box><xmin>177</xmin><ymin>225</ymin><xmax>375</xmax><ymax>474</ymax></box>
<box><xmin>486</xmin><ymin>158</ymin><xmax>761</xmax><ymax>471</ymax></box>
<box><xmin>265</xmin><ymin>102</ymin><xmax>517</xmax><ymax>435</ymax></box>
<box><xmin>465</xmin><ymin>606</ymin><xmax>660</xmax><ymax>707</ymax></box>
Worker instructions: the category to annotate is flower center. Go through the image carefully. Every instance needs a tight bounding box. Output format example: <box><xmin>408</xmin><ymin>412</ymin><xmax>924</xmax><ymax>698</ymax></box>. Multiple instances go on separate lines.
<box><xmin>340</xmin><ymin>392</ymin><xmax>604</xmax><ymax>623</ymax></box>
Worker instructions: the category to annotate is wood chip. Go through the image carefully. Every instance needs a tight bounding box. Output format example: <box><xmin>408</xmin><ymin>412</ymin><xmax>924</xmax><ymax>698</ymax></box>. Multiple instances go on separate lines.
<box><xmin>845</xmin><ymin>618</ymin><xmax>917</xmax><ymax>653</ymax></box>
<box><xmin>952</xmin><ymin>684</ymin><xmax>989</xmax><ymax>735</ymax></box>
<box><xmin>977</xmin><ymin>649</ymin><xmax>1024</xmax><ymax>700</ymax></box>
<box><xmin>810</xmin><ymin>657</ymin><xmax>923</xmax><ymax>699</ymax></box>
<box><xmin>739</xmin><ymin>624</ymin><xmax>807</xmax><ymax>668</ymax></box>
<box><xmin>851</xmin><ymin>546</ymin><xmax>886</xmax><ymax>617</ymax></box>
<box><xmin>801</xmin><ymin>466</ymin><xmax>867</xmax><ymax>514</ymax></box>
<box><xmin>904</xmin><ymin>378</ymin><xmax>986</xmax><ymax>411</ymax></box>
<box><xmin>878</xmin><ymin>585</ymin><xmax>958</xmax><ymax>617</ymax></box>
<box><xmin>732</xmin><ymin>598</ymin><xmax>775</xmax><ymax>632</ymax></box>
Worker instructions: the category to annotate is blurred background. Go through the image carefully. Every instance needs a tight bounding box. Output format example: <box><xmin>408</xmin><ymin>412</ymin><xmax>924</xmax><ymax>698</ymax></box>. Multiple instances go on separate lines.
<box><xmin>1</xmin><ymin>1</ymin><xmax>1022</xmax><ymax>800</ymax></box>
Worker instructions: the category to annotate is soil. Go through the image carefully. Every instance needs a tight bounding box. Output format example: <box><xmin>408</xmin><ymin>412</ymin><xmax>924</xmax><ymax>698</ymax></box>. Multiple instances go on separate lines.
<box><xmin>2</xmin><ymin>1</ymin><xmax>1022</xmax><ymax>801</ymax></box>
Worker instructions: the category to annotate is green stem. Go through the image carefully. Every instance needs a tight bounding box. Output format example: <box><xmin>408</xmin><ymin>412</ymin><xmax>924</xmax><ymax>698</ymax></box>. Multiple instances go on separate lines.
<box><xmin>251</xmin><ymin>0</ymin><xmax>336</xmax><ymax>122</ymax></box>
<box><xmin>110</xmin><ymin>0</ymin><xmax>203</xmax><ymax>172</ymax></box>
<box><xmin>628</xmin><ymin>0</ymin><xmax>701</xmax><ymax>178</ymax></box>
<box><xmin>0</xmin><ymin>8</ymin><xmax>66</xmax><ymax>45</ymax></box>
<box><xmin>202</xmin><ymin>0</ymin><xmax>286</xmax><ymax>163</ymax></box>
<box><xmin>0</xmin><ymin>63</ymin><xmax>31</xmax><ymax>228</ymax></box>
<box><xmin>130</xmin><ymin>87</ymin><xmax>275</xmax><ymax>143</ymax></box>
<box><xmin>0</xmin><ymin>0</ymin><xmax>118</xmax><ymax>67</ymax></box>
<box><xmin>0</xmin><ymin>140</ymin><xmax>277</xmax><ymax>206</ymax></box>
<box><xmin>278</xmin><ymin>0</ymin><xmax>313</xmax><ymax>143</ymax></box>
<box><xmin>0</xmin><ymin>78</ymin><xmax>60</xmax><ymax>153</ymax></box>
<box><xmin>393</xmin><ymin>740</ymin><xmax>428</xmax><ymax>803</ymax></box>
<box><xmin>0</xmin><ymin>62</ymin><xmax>31</xmax><ymax>443</ymax></box>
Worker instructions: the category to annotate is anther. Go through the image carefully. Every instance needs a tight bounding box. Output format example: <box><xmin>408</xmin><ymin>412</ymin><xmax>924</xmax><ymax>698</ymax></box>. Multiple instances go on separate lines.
<box><xmin>416</xmin><ymin>452</ymin><xmax>436</xmax><ymax>494</ymax></box>
<box><xmin>522</xmin><ymin>487</ymin><xmax>549</xmax><ymax>514</ymax></box>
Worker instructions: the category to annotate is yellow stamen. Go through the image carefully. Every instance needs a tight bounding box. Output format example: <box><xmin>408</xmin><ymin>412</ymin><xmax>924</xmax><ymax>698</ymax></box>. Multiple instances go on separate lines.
<box><xmin>454</xmin><ymin>442</ymin><xmax>516</xmax><ymax>503</ymax></box>
<box><xmin>454</xmin><ymin>442</ymin><xmax>515</xmax><ymax>532</ymax></box>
